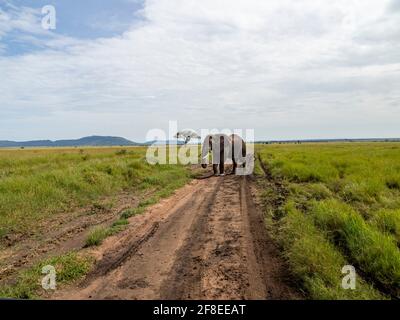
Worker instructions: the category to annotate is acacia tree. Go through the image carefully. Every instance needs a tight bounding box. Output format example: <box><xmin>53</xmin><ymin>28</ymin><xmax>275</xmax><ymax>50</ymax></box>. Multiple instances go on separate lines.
<box><xmin>174</xmin><ymin>130</ymin><xmax>201</xmax><ymax>145</ymax></box>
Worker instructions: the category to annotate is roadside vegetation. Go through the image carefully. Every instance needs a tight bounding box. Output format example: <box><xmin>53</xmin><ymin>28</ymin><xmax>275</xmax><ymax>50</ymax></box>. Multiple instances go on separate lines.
<box><xmin>0</xmin><ymin>252</ymin><xmax>92</xmax><ymax>299</ymax></box>
<box><xmin>0</xmin><ymin>146</ymin><xmax>192</xmax><ymax>298</ymax></box>
<box><xmin>0</xmin><ymin>147</ymin><xmax>191</xmax><ymax>242</ymax></box>
<box><xmin>257</xmin><ymin>142</ymin><xmax>400</xmax><ymax>299</ymax></box>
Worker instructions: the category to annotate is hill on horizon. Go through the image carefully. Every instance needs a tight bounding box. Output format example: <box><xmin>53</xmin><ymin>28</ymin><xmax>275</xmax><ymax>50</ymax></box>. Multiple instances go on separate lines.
<box><xmin>0</xmin><ymin>136</ymin><xmax>189</xmax><ymax>148</ymax></box>
<box><xmin>0</xmin><ymin>136</ymin><xmax>141</xmax><ymax>148</ymax></box>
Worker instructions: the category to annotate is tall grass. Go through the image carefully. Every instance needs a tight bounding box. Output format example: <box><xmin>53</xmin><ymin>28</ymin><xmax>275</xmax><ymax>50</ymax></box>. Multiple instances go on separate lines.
<box><xmin>257</xmin><ymin>142</ymin><xmax>400</xmax><ymax>299</ymax></box>
<box><xmin>0</xmin><ymin>147</ymin><xmax>191</xmax><ymax>241</ymax></box>
<box><xmin>311</xmin><ymin>200</ymin><xmax>400</xmax><ymax>296</ymax></box>
<box><xmin>278</xmin><ymin>202</ymin><xmax>383</xmax><ymax>300</ymax></box>
<box><xmin>371</xmin><ymin>209</ymin><xmax>400</xmax><ymax>243</ymax></box>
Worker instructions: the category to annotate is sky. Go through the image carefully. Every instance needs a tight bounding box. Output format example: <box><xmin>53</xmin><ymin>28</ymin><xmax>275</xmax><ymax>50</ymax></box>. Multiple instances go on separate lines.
<box><xmin>0</xmin><ymin>0</ymin><xmax>399</xmax><ymax>142</ymax></box>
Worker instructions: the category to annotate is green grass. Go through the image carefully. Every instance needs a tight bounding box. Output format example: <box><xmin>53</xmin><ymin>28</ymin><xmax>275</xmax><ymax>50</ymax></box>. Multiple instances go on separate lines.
<box><xmin>85</xmin><ymin>221</ymin><xmax>130</xmax><ymax>247</ymax></box>
<box><xmin>0</xmin><ymin>146</ymin><xmax>193</xmax><ymax>299</ymax></box>
<box><xmin>0</xmin><ymin>147</ymin><xmax>191</xmax><ymax>242</ymax></box>
<box><xmin>277</xmin><ymin>202</ymin><xmax>383</xmax><ymax>300</ymax></box>
<box><xmin>310</xmin><ymin>200</ymin><xmax>400</xmax><ymax>296</ymax></box>
<box><xmin>0</xmin><ymin>252</ymin><xmax>92</xmax><ymax>299</ymax></box>
<box><xmin>112</xmin><ymin>218</ymin><xmax>129</xmax><ymax>227</ymax></box>
<box><xmin>371</xmin><ymin>209</ymin><xmax>400</xmax><ymax>243</ymax></box>
<box><xmin>257</xmin><ymin>142</ymin><xmax>400</xmax><ymax>299</ymax></box>
<box><xmin>120</xmin><ymin>207</ymin><xmax>145</xmax><ymax>220</ymax></box>
<box><xmin>85</xmin><ymin>226</ymin><xmax>111</xmax><ymax>247</ymax></box>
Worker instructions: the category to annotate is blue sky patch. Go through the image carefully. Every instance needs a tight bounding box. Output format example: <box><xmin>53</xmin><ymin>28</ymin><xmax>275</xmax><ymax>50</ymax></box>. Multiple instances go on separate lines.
<box><xmin>0</xmin><ymin>0</ymin><xmax>145</xmax><ymax>55</ymax></box>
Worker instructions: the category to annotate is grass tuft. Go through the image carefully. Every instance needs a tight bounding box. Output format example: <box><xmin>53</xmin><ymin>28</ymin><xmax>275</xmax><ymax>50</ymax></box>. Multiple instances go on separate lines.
<box><xmin>0</xmin><ymin>252</ymin><xmax>92</xmax><ymax>299</ymax></box>
<box><xmin>371</xmin><ymin>209</ymin><xmax>400</xmax><ymax>243</ymax></box>
<box><xmin>85</xmin><ymin>226</ymin><xmax>110</xmax><ymax>247</ymax></box>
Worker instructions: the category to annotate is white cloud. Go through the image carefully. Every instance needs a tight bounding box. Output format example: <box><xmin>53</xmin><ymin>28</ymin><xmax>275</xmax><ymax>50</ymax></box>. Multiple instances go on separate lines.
<box><xmin>388</xmin><ymin>0</ymin><xmax>400</xmax><ymax>12</ymax></box>
<box><xmin>0</xmin><ymin>0</ymin><xmax>399</xmax><ymax>141</ymax></box>
<box><xmin>0</xmin><ymin>4</ymin><xmax>42</xmax><ymax>38</ymax></box>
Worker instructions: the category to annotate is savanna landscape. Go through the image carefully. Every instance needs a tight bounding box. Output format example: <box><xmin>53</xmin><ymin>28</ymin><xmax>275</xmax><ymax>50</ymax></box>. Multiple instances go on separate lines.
<box><xmin>1</xmin><ymin>142</ymin><xmax>399</xmax><ymax>300</ymax></box>
<box><xmin>1</xmin><ymin>0</ymin><xmax>400</xmax><ymax>311</ymax></box>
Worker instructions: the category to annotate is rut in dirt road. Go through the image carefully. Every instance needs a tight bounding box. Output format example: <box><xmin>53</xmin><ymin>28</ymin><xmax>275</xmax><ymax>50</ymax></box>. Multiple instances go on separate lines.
<box><xmin>57</xmin><ymin>175</ymin><xmax>299</xmax><ymax>300</ymax></box>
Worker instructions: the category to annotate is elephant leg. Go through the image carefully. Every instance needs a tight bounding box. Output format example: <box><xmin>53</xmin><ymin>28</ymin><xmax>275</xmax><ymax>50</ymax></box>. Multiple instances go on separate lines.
<box><xmin>213</xmin><ymin>164</ymin><xmax>219</xmax><ymax>175</ymax></box>
<box><xmin>219</xmin><ymin>152</ymin><xmax>225</xmax><ymax>175</ymax></box>
<box><xmin>242</xmin><ymin>140</ymin><xmax>247</xmax><ymax>168</ymax></box>
<box><xmin>232</xmin><ymin>159</ymin><xmax>237</xmax><ymax>175</ymax></box>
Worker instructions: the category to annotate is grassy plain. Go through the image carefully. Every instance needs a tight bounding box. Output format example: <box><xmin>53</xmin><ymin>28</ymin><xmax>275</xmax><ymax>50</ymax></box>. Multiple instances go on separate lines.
<box><xmin>0</xmin><ymin>147</ymin><xmax>191</xmax><ymax>241</ymax></box>
<box><xmin>0</xmin><ymin>146</ymin><xmax>191</xmax><ymax>298</ymax></box>
<box><xmin>2</xmin><ymin>143</ymin><xmax>399</xmax><ymax>300</ymax></box>
<box><xmin>257</xmin><ymin>142</ymin><xmax>400</xmax><ymax>299</ymax></box>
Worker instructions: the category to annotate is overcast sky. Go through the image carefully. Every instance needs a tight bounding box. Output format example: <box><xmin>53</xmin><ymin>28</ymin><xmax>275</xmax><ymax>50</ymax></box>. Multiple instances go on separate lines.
<box><xmin>0</xmin><ymin>0</ymin><xmax>399</xmax><ymax>142</ymax></box>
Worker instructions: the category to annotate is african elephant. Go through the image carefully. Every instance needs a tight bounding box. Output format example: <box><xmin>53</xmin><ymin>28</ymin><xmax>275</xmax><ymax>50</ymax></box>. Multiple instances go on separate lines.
<box><xmin>201</xmin><ymin>134</ymin><xmax>246</xmax><ymax>176</ymax></box>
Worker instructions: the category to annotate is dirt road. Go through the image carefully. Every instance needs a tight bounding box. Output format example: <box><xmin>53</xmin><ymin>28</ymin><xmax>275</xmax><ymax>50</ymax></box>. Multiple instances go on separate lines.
<box><xmin>57</xmin><ymin>174</ymin><xmax>299</xmax><ymax>300</ymax></box>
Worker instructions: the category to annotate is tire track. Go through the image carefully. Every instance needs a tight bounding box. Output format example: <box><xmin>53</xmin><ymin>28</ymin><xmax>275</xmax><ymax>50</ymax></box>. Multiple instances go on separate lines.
<box><xmin>57</xmin><ymin>174</ymin><xmax>300</xmax><ymax>300</ymax></box>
